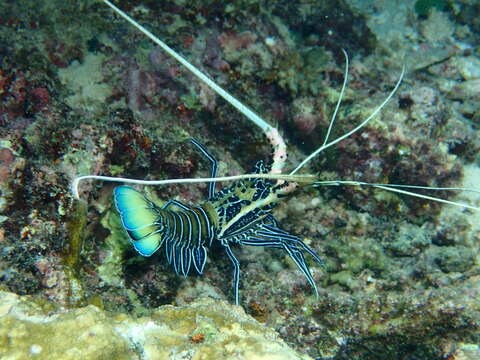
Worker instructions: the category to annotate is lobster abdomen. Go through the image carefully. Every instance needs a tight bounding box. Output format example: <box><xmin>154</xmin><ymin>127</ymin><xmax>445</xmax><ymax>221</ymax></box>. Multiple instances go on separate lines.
<box><xmin>114</xmin><ymin>186</ymin><xmax>215</xmax><ymax>275</ymax></box>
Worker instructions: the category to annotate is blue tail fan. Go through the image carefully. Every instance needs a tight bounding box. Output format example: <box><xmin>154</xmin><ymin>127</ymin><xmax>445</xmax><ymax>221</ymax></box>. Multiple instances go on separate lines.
<box><xmin>114</xmin><ymin>186</ymin><xmax>164</xmax><ymax>256</ymax></box>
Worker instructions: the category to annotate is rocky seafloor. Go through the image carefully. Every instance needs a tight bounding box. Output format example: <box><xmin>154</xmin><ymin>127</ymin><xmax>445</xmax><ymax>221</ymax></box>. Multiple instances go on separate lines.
<box><xmin>0</xmin><ymin>0</ymin><xmax>479</xmax><ymax>359</ymax></box>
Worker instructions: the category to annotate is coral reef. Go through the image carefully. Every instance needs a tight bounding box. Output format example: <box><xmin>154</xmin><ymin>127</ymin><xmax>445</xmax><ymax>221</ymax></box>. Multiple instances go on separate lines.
<box><xmin>0</xmin><ymin>0</ymin><xmax>479</xmax><ymax>359</ymax></box>
<box><xmin>0</xmin><ymin>291</ymin><xmax>311</xmax><ymax>360</ymax></box>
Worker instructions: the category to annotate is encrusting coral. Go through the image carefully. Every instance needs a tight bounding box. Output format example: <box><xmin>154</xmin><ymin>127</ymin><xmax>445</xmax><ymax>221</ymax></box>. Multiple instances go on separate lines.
<box><xmin>0</xmin><ymin>290</ymin><xmax>312</xmax><ymax>360</ymax></box>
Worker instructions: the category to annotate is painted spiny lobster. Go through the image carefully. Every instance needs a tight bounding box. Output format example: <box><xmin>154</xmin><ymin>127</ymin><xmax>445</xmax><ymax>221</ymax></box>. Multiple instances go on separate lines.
<box><xmin>72</xmin><ymin>0</ymin><xmax>480</xmax><ymax>306</ymax></box>
<box><xmin>114</xmin><ymin>139</ymin><xmax>323</xmax><ymax>305</ymax></box>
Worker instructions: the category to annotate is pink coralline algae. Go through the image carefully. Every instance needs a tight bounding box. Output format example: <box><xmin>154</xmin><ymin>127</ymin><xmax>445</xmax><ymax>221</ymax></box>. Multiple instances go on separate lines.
<box><xmin>30</xmin><ymin>87</ymin><xmax>50</xmax><ymax>113</ymax></box>
<box><xmin>127</xmin><ymin>67</ymin><xmax>160</xmax><ymax>114</ymax></box>
<box><xmin>45</xmin><ymin>41</ymin><xmax>82</xmax><ymax>68</ymax></box>
<box><xmin>0</xmin><ymin>70</ymin><xmax>28</xmax><ymax>124</ymax></box>
<box><xmin>0</xmin><ymin>148</ymin><xmax>15</xmax><ymax>185</ymax></box>
<box><xmin>291</xmin><ymin>97</ymin><xmax>324</xmax><ymax>134</ymax></box>
<box><xmin>218</xmin><ymin>31</ymin><xmax>258</xmax><ymax>53</ymax></box>
<box><xmin>33</xmin><ymin>257</ymin><xmax>71</xmax><ymax>305</ymax></box>
<box><xmin>203</xmin><ymin>34</ymin><xmax>231</xmax><ymax>72</ymax></box>
<box><xmin>108</xmin><ymin>53</ymin><xmax>186</xmax><ymax>120</ymax></box>
<box><xmin>0</xmin><ymin>69</ymin><xmax>51</xmax><ymax>126</ymax></box>
<box><xmin>0</xmin><ymin>147</ymin><xmax>25</xmax><ymax>189</ymax></box>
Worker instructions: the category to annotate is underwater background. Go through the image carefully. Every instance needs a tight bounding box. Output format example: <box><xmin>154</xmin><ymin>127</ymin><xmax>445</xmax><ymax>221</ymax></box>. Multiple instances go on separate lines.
<box><xmin>0</xmin><ymin>0</ymin><xmax>479</xmax><ymax>359</ymax></box>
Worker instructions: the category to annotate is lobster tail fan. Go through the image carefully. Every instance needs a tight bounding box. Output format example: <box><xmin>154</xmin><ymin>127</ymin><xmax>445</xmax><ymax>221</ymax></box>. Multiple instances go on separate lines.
<box><xmin>114</xmin><ymin>186</ymin><xmax>164</xmax><ymax>256</ymax></box>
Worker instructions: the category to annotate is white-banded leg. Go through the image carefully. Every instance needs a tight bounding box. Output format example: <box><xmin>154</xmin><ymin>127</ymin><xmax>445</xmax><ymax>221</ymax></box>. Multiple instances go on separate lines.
<box><xmin>188</xmin><ymin>139</ymin><xmax>218</xmax><ymax>200</ymax></box>
<box><xmin>240</xmin><ymin>217</ymin><xmax>323</xmax><ymax>298</ymax></box>
<box><xmin>223</xmin><ymin>243</ymin><xmax>240</xmax><ymax>306</ymax></box>
<box><xmin>161</xmin><ymin>199</ymin><xmax>189</xmax><ymax>210</ymax></box>
<box><xmin>255</xmin><ymin>222</ymin><xmax>324</xmax><ymax>266</ymax></box>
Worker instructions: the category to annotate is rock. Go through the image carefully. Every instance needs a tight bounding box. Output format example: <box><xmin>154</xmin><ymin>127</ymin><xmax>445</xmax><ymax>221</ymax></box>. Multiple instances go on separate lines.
<box><xmin>450</xmin><ymin>344</ymin><xmax>480</xmax><ymax>360</ymax></box>
<box><xmin>450</xmin><ymin>79</ymin><xmax>480</xmax><ymax>98</ymax></box>
<box><xmin>0</xmin><ymin>291</ymin><xmax>312</xmax><ymax>360</ymax></box>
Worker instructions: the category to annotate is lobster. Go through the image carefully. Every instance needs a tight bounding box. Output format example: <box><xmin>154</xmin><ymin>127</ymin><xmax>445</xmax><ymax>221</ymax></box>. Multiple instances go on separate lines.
<box><xmin>71</xmin><ymin>0</ymin><xmax>480</xmax><ymax>306</ymax></box>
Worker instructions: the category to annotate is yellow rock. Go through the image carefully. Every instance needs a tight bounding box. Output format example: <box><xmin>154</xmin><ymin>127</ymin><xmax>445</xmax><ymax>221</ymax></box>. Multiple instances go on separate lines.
<box><xmin>0</xmin><ymin>291</ymin><xmax>312</xmax><ymax>360</ymax></box>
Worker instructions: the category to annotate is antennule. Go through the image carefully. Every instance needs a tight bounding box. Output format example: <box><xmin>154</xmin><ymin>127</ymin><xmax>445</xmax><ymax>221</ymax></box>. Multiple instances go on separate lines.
<box><xmin>290</xmin><ymin>65</ymin><xmax>406</xmax><ymax>175</ymax></box>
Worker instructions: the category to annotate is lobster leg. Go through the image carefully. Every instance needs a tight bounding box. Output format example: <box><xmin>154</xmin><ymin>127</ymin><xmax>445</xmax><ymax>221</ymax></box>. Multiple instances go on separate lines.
<box><xmin>255</xmin><ymin>224</ymin><xmax>324</xmax><ymax>267</ymax></box>
<box><xmin>223</xmin><ymin>243</ymin><xmax>241</xmax><ymax>306</ymax></box>
<box><xmin>281</xmin><ymin>242</ymin><xmax>319</xmax><ymax>299</ymax></box>
<box><xmin>240</xmin><ymin>218</ymin><xmax>322</xmax><ymax>299</ymax></box>
<box><xmin>188</xmin><ymin>138</ymin><xmax>218</xmax><ymax>200</ymax></box>
<box><xmin>162</xmin><ymin>199</ymin><xmax>190</xmax><ymax>210</ymax></box>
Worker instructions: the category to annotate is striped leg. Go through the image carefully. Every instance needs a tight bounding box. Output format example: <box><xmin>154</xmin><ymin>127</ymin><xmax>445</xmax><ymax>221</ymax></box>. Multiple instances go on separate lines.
<box><xmin>255</xmin><ymin>223</ymin><xmax>324</xmax><ymax>266</ymax></box>
<box><xmin>162</xmin><ymin>199</ymin><xmax>189</xmax><ymax>210</ymax></box>
<box><xmin>223</xmin><ymin>243</ymin><xmax>240</xmax><ymax>306</ymax></box>
<box><xmin>281</xmin><ymin>242</ymin><xmax>319</xmax><ymax>298</ymax></box>
<box><xmin>188</xmin><ymin>139</ymin><xmax>218</xmax><ymax>200</ymax></box>
<box><xmin>161</xmin><ymin>198</ymin><xmax>212</xmax><ymax>276</ymax></box>
<box><xmin>242</xmin><ymin>237</ymin><xmax>320</xmax><ymax>298</ymax></box>
<box><xmin>240</xmin><ymin>218</ymin><xmax>323</xmax><ymax>298</ymax></box>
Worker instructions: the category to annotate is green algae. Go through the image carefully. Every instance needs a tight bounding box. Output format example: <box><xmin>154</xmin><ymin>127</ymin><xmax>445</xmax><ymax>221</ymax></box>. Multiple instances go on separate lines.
<box><xmin>96</xmin><ymin>204</ymin><xmax>152</xmax><ymax>316</ymax></box>
<box><xmin>98</xmin><ymin>208</ymin><xmax>131</xmax><ymax>287</ymax></box>
<box><xmin>64</xmin><ymin>202</ymin><xmax>87</xmax><ymax>270</ymax></box>
<box><xmin>58</xmin><ymin>201</ymin><xmax>89</xmax><ymax>306</ymax></box>
<box><xmin>434</xmin><ymin>246</ymin><xmax>476</xmax><ymax>273</ymax></box>
<box><xmin>312</xmin><ymin>280</ymin><xmax>480</xmax><ymax>359</ymax></box>
<box><xmin>181</xmin><ymin>89</ymin><xmax>203</xmax><ymax>111</ymax></box>
<box><xmin>414</xmin><ymin>0</ymin><xmax>449</xmax><ymax>17</ymax></box>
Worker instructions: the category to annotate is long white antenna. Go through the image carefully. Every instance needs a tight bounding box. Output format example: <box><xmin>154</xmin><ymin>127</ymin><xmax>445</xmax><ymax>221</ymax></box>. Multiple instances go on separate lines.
<box><xmin>71</xmin><ymin>173</ymin><xmax>317</xmax><ymax>200</ymax></box>
<box><xmin>315</xmin><ymin>180</ymin><xmax>480</xmax><ymax>211</ymax></box>
<box><xmin>71</xmin><ymin>173</ymin><xmax>480</xmax><ymax>211</ymax></box>
<box><xmin>102</xmin><ymin>0</ymin><xmax>273</xmax><ymax>134</ymax></box>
